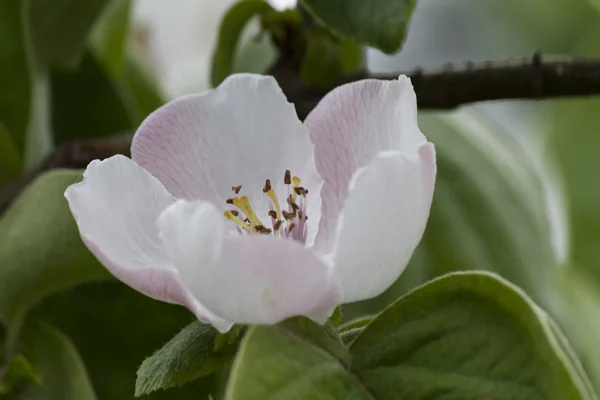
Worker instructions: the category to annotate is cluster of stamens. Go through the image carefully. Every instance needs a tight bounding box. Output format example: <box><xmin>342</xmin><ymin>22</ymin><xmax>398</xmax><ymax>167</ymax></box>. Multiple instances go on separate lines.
<box><xmin>224</xmin><ymin>170</ymin><xmax>309</xmax><ymax>242</ymax></box>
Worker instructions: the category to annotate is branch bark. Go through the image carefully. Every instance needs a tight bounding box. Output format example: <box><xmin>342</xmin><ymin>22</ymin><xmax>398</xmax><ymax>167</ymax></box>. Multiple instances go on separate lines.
<box><xmin>2</xmin><ymin>55</ymin><xmax>600</xmax><ymax>213</ymax></box>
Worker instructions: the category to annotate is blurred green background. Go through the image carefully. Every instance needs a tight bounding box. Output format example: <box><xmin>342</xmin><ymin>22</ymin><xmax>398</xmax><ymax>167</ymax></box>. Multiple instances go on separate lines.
<box><xmin>1</xmin><ymin>0</ymin><xmax>600</xmax><ymax>398</ymax></box>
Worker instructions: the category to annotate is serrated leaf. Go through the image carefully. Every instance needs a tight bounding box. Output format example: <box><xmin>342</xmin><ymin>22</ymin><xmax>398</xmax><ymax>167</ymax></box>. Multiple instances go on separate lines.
<box><xmin>0</xmin><ymin>170</ymin><xmax>109</xmax><ymax>331</ymax></box>
<box><xmin>300</xmin><ymin>0</ymin><xmax>416</xmax><ymax>54</ymax></box>
<box><xmin>135</xmin><ymin>321</ymin><xmax>240</xmax><ymax>397</ymax></box>
<box><xmin>210</xmin><ymin>0</ymin><xmax>274</xmax><ymax>87</ymax></box>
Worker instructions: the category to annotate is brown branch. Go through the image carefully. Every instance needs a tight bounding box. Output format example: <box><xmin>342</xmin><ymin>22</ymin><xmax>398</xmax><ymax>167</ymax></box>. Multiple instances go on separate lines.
<box><xmin>3</xmin><ymin>55</ymin><xmax>600</xmax><ymax>214</ymax></box>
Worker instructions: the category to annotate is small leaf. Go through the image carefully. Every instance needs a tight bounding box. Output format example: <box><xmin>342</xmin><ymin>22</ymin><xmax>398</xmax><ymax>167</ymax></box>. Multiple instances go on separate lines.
<box><xmin>0</xmin><ymin>355</ymin><xmax>41</xmax><ymax>394</ymax></box>
<box><xmin>329</xmin><ymin>306</ymin><xmax>343</xmax><ymax>327</ymax></box>
<box><xmin>349</xmin><ymin>271</ymin><xmax>597</xmax><ymax>400</ymax></box>
<box><xmin>90</xmin><ymin>0</ymin><xmax>132</xmax><ymax>75</ymax></box>
<box><xmin>5</xmin><ymin>321</ymin><xmax>97</xmax><ymax>399</ymax></box>
<box><xmin>210</xmin><ymin>0</ymin><xmax>274</xmax><ymax>87</ymax></box>
<box><xmin>135</xmin><ymin>321</ymin><xmax>241</xmax><ymax>396</ymax></box>
<box><xmin>29</xmin><ymin>0</ymin><xmax>111</xmax><ymax>68</ymax></box>
<box><xmin>300</xmin><ymin>0</ymin><xmax>416</xmax><ymax>54</ymax></box>
<box><xmin>0</xmin><ymin>170</ymin><xmax>109</xmax><ymax>331</ymax></box>
<box><xmin>226</xmin><ymin>325</ymin><xmax>368</xmax><ymax>399</ymax></box>
<box><xmin>214</xmin><ymin>325</ymin><xmax>246</xmax><ymax>352</ymax></box>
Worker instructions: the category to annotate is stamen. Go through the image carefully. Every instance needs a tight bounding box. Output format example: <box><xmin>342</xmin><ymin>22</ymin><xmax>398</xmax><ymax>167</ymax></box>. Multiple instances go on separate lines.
<box><xmin>268</xmin><ymin>210</ymin><xmax>277</xmax><ymax>219</ymax></box>
<box><xmin>284</xmin><ymin>170</ymin><xmax>291</xmax><ymax>185</ymax></box>
<box><xmin>226</xmin><ymin>198</ymin><xmax>234</xmax><ymax>205</ymax></box>
<box><xmin>233</xmin><ymin>196</ymin><xmax>265</xmax><ymax>227</ymax></box>
<box><xmin>265</xmin><ymin>189</ymin><xmax>282</xmax><ymax>221</ymax></box>
<box><xmin>254</xmin><ymin>225</ymin><xmax>273</xmax><ymax>234</ymax></box>
<box><xmin>291</xmin><ymin>176</ymin><xmax>301</xmax><ymax>202</ymax></box>
<box><xmin>287</xmin><ymin>195</ymin><xmax>299</xmax><ymax>212</ymax></box>
<box><xmin>263</xmin><ymin>179</ymin><xmax>272</xmax><ymax>193</ymax></box>
<box><xmin>273</xmin><ymin>220</ymin><xmax>283</xmax><ymax>231</ymax></box>
<box><xmin>225</xmin><ymin>211</ymin><xmax>254</xmax><ymax>233</ymax></box>
<box><xmin>232</xmin><ymin>185</ymin><xmax>242</xmax><ymax>194</ymax></box>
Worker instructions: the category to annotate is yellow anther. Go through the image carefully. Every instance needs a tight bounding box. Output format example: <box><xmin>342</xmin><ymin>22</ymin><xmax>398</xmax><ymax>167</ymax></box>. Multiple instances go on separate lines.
<box><xmin>291</xmin><ymin>176</ymin><xmax>301</xmax><ymax>202</ymax></box>
<box><xmin>265</xmin><ymin>189</ymin><xmax>282</xmax><ymax>221</ymax></box>
<box><xmin>232</xmin><ymin>196</ymin><xmax>265</xmax><ymax>227</ymax></box>
<box><xmin>224</xmin><ymin>211</ymin><xmax>255</xmax><ymax>233</ymax></box>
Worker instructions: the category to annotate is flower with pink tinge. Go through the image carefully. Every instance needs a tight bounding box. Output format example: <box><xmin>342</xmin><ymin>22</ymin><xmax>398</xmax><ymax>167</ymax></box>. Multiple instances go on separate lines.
<box><xmin>65</xmin><ymin>74</ymin><xmax>436</xmax><ymax>333</ymax></box>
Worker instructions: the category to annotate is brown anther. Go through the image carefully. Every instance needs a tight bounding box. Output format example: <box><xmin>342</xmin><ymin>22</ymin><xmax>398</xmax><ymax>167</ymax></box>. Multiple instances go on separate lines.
<box><xmin>282</xmin><ymin>210</ymin><xmax>296</xmax><ymax>220</ymax></box>
<box><xmin>262</xmin><ymin>179</ymin><xmax>272</xmax><ymax>193</ymax></box>
<box><xmin>226</xmin><ymin>198</ymin><xmax>235</xmax><ymax>204</ymax></box>
<box><xmin>288</xmin><ymin>222</ymin><xmax>296</xmax><ymax>233</ymax></box>
<box><xmin>274</xmin><ymin>220</ymin><xmax>283</xmax><ymax>231</ymax></box>
<box><xmin>298</xmin><ymin>211</ymin><xmax>303</xmax><ymax>220</ymax></box>
<box><xmin>254</xmin><ymin>225</ymin><xmax>272</xmax><ymax>234</ymax></box>
<box><xmin>268</xmin><ymin>210</ymin><xmax>277</xmax><ymax>219</ymax></box>
<box><xmin>230</xmin><ymin>210</ymin><xmax>240</xmax><ymax>217</ymax></box>
<box><xmin>286</xmin><ymin>195</ymin><xmax>299</xmax><ymax>212</ymax></box>
<box><xmin>232</xmin><ymin>185</ymin><xmax>242</xmax><ymax>194</ymax></box>
<box><xmin>284</xmin><ymin>170</ymin><xmax>291</xmax><ymax>185</ymax></box>
<box><xmin>244</xmin><ymin>218</ymin><xmax>250</xmax><ymax>223</ymax></box>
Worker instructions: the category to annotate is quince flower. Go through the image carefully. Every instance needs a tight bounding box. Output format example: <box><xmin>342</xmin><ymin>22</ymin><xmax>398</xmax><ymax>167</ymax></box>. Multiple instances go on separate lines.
<box><xmin>65</xmin><ymin>74</ymin><xmax>436</xmax><ymax>332</ymax></box>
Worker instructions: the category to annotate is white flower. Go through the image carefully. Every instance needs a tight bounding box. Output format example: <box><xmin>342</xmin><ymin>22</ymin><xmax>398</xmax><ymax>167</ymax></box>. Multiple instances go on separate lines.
<box><xmin>65</xmin><ymin>74</ymin><xmax>436</xmax><ymax>332</ymax></box>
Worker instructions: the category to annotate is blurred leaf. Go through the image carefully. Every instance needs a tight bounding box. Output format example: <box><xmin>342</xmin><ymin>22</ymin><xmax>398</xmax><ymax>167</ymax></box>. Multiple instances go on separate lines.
<box><xmin>90</xmin><ymin>0</ymin><xmax>132</xmax><ymax>76</ymax></box>
<box><xmin>23</xmin><ymin>69</ymin><xmax>53</xmax><ymax>170</ymax></box>
<box><xmin>0</xmin><ymin>170</ymin><xmax>108</xmax><ymax>331</ymax></box>
<box><xmin>232</xmin><ymin>31</ymin><xmax>277</xmax><ymax>76</ymax></box>
<box><xmin>34</xmin><ymin>282</ymin><xmax>219</xmax><ymax>400</ymax></box>
<box><xmin>0</xmin><ymin>354</ymin><xmax>41</xmax><ymax>394</ymax></box>
<box><xmin>348</xmin><ymin>271</ymin><xmax>596</xmax><ymax>399</ymax></box>
<box><xmin>5</xmin><ymin>321</ymin><xmax>96</xmax><ymax>400</ymax></box>
<box><xmin>226</xmin><ymin>325</ymin><xmax>366</xmax><ymax>399</ymax></box>
<box><xmin>210</xmin><ymin>0</ymin><xmax>274</xmax><ymax>87</ymax></box>
<box><xmin>135</xmin><ymin>320</ymin><xmax>240</xmax><ymax>397</ymax></box>
<box><xmin>51</xmin><ymin>52</ymin><xmax>134</xmax><ymax>144</ymax></box>
<box><xmin>299</xmin><ymin>32</ymin><xmax>342</xmax><ymax>90</ymax></box>
<box><xmin>0</xmin><ymin>0</ymin><xmax>32</xmax><ymax>157</ymax></box>
<box><xmin>300</xmin><ymin>0</ymin><xmax>416</xmax><ymax>54</ymax></box>
<box><xmin>329</xmin><ymin>306</ymin><xmax>343</xmax><ymax>327</ymax></box>
<box><xmin>418</xmin><ymin>110</ymin><xmax>559</xmax><ymax>312</ymax></box>
<box><xmin>117</xmin><ymin>55</ymin><xmax>164</xmax><ymax>123</ymax></box>
<box><xmin>0</xmin><ymin>122</ymin><xmax>21</xmax><ymax>184</ymax></box>
<box><xmin>340</xmin><ymin>40</ymin><xmax>363</xmax><ymax>72</ymax></box>
<box><xmin>29</xmin><ymin>0</ymin><xmax>110</xmax><ymax>68</ymax></box>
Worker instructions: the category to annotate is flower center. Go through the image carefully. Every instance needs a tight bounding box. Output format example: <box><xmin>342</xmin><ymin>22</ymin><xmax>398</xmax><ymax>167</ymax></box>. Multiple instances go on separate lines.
<box><xmin>223</xmin><ymin>169</ymin><xmax>309</xmax><ymax>242</ymax></box>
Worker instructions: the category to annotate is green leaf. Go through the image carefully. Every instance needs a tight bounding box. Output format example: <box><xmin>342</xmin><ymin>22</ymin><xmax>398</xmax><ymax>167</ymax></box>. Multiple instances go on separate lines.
<box><xmin>29</xmin><ymin>0</ymin><xmax>111</xmax><ymax>68</ymax></box>
<box><xmin>299</xmin><ymin>32</ymin><xmax>342</xmax><ymax>90</ymax></box>
<box><xmin>51</xmin><ymin>52</ymin><xmax>134</xmax><ymax>144</ymax></box>
<box><xmin>226</xmin><ymin>325</ymin><xmax>368</xmax><ymax>399</ymax></box>
<box><xmin>0</xmin><ymin>0</ymin><xmax>32</xmax><ymax>157</ymax></box>
<box><xmin>0</xmin><ymin>354</ymin><xmax>41</xmax><ymax>394</ymax></box>
<box><xmin>329</xmin><ymin>306</ymin><xmax>343</xmax><ymax>327</ymax></box>
<box><xmin>0</xmin><ymin>122</ymin><xmax>22</xmax><ymax>184</ymax></box>
<box><xmin>135</xmin><ymin>321</ymin><xmax>241</xmax><ymax>397</ymax></box>
<box><xmin>4</xmin><ymin>321</ymin><xmax>97</xmax><ymax>399</ymax></box>
<box><xmin>349</xmin><ymin>271</ymin><xmax>596</xmax><ymax>400</ymax></box>
<box><xmin>210</xmin><ymin>0</ymin><xmax>274</xmax><ymax>87</ymax></box>
<box><xmin>300</xmin><ymin>0</ymin><xmax>416</xmax><ymax>54</ymax></box>
<box><xmin>90</xmin><ymin>0</ymin><xmax>132</xmax><ymax>76</ymax></box>
<box><xmin>0</xmin><ymin>170</ymin><xmax>109</xmax><ymax>331</ymax></box>
<box><xmin>418</xmin><ymin>110</ymin><xmax>560</xmax><ymax>312</ymax></box>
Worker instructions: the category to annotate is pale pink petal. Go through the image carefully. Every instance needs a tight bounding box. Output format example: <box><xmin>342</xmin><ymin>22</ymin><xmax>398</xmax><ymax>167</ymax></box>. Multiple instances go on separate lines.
<box><xmin>65</xmin><ymin>155</ymin><xmax>231</xmax><ymax>331</ymax></box>
<box><xmin>158</xmin><ymin>200</ymin><xmax>340</xmax><ymax>327</ymax></box>
<box><xmin>132</xmin><ymin>74</ymin><xmax>322</xmax><ymax>245</ymax></box>
<box><xmin>330</xmin><ymin>146</ymin><xmax>436</xmax><ymax>303</ymax></box>
<box><xmin>305</xmin><ymin>75</ymin><xmax>425</xmax><ymax>254</ymax></box>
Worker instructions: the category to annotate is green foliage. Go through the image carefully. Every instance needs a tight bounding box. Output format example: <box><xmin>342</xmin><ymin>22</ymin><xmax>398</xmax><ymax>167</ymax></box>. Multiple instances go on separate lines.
<box><xmin>226</xmin><ymin>325</ymin><xmax>362</xmax><ymax>399</ymax></box>
<box><xmin>300</xmin><ymin>0</ymin><xmax>416</xmax><ymax>54</ymax></box>
<box><xmin>350</xmin><ymin>271</ymin><xmax>596</xmax><ymax>399</ymax></box>
<box><xmin>0</xmin><ymin>354</ymin><xmax>41</xmax><ymax>394</ymax></box>
<box><xmin>329</xmin><ymin>306</ymin><xmax>343</xmax><ymax>327</ymax></box>
<box><xmin>4</xmin><ymin>321</ymin><xmax>97</xmax><ymax>400</ymax></box>
<box><xmin>227</xmin><ymin>272</ymin><xmax>595</xmax><ymax>399</ymax></box>
<box><xmin>90</xmin><ymin>0</ymin><xmax>132</xmax><ymax>76</ymax></box>
<box><xmin>0</xmin><ymin>0</ymin><xmax>33</xmax><ymax>160</ymax></box>
<box><xmin>210</xmin><ymin>0</ymin><xmax>274</xmax><ymax>87</ymax></box>
<box><xmin>0</xmin><ymin>122</ymin><xmax>21</xmax><ymax>184</ymax></box>
<box><xmin>135</xmin><ymin>321</ymin><xmax>240</xmax><ymax>397</ymax></box>
<box><xmin>29</xmin><ymin>0</ymin><xmax>110</xmax><ymax>68</ymax></box>
<box><xmin>299</xmin><ymin>33</ymin><xmax>342</xmax><ymax>90</ymax></box>
<box><xmin>279</xmin><ymin>318</ymin><xmax>349</xmax><ymax>365</ymax></box>
<box><xmin>0</xmin><ymin>170</ymin><xmax>109</xmax><ymax>331</ymax></box>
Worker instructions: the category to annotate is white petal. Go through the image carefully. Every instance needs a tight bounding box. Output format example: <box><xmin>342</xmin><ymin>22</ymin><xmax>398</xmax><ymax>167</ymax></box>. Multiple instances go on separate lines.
<box><xmin>305</xmin><ymin>75</ymin><xmax>425</xmax><ymax>254</ymax></box>
<box><xmin>65</xmin><ymin>155</ymin><xmax>230</xmax><ymax>330</ymax></box>
<box><xmin>131</xmin><ymin>73</ymin><xmax>322</xmax><ymax>245</ymax></box>
<box><xmin>330</xmin><ymin>146</ymin><xmax>436</xmax><ymax>303</ymax></box>
<box><xmin>158</xmin><ymin>200</ymin><xmax>340</xmax><ymax>326</ymax></box>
